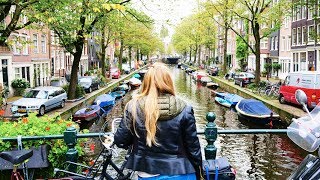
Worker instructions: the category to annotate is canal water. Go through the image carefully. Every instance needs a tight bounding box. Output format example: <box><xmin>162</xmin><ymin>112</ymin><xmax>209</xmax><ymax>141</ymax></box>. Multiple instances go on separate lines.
<box><xmin>97</xmin><ymin>65</ymin><xmax>309</xmax><ymax>179</ymax></box>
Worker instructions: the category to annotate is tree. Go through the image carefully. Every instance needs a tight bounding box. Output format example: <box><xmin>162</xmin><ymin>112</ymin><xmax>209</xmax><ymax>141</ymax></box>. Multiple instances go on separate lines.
<box><xmin>0</xmin><ymin>0</ymin><xmax>49</xmax><ymax>46</ymax></box>
<box><xmin>272</xmin><ymin>63</ymin><xmax>281</xmax><ymax>77</ymax></box>
<box><xmin>236</xmin><ymin>36</ymin><xmax>248</xmax><ymax>71</ymax></box>
<box><xmin>206</xmin><ymin>0</ymin><xmax>290</xmax><ymax>83</ymax></box>
<box><xmin>38</xmin><ymin>0</ymin><xmax>129</xmax><ymax>99</ymax></box>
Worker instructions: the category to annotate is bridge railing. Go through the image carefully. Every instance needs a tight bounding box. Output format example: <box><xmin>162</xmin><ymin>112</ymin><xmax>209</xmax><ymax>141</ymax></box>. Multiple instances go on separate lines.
<box><xmin>0</xmin><ymin>112</ymin><xmax>288</xmax><ymax>172</ymax></box>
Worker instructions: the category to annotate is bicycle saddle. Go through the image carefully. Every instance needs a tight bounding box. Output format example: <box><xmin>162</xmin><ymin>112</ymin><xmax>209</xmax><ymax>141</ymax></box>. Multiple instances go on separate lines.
<box><xmin>0</xmin><ymin>149</ymin><xmax>33</xmax><ymax>165</ymax></box>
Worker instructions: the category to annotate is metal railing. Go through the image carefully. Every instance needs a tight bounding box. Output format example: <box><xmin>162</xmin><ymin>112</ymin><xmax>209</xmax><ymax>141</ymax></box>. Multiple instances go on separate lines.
<box><xmin>0</xmin><ymin>112</ymin><xmax>288</xmax><ymax>172</ymax></box>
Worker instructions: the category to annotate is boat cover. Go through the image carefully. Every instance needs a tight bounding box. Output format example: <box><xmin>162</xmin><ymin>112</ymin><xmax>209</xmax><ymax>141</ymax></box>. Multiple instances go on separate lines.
<box><xmin>93</xmin><ymin>94</ymin><xmax>115</xmax><ymax>108</ymax></box>
<box><xmin>215</xmin><ymin>92</ymin><xmax>228</xmax><ymax>98</ymax></box>
<box><xmin>215</xmin><ymin>97</ymin><xmax>232</xmax><ymax>107</ymax></box>
<box><xmin>110</xmin><ymin>90</ymin><xmax>126</xmax><ymax>98</ymax></box>
<box><xmin>200</xmin><ymin>77</ymin><xmax>212</xmax><ymax>83</ymax></box>
<box><xmin>133</xmin><ymin>73</ymin><xmax>141</xmax><ymax>79</ymax></box>
<box><xmin>237</xmin><ymin>99</ymin><xmax>273</xmax><ymax>116</ymax></box>
<box><xmin>74</xmin><ymin>105</ymin><xmax>100</xmax><ymax>116</ymax></box>
<box><xmin>129</xmin><ymin>77</ymin><xmax>142</xmax><ymax>85</ymax></box>
<box><xmin>224</xmin><ymin>94</ymin><xmax>244</xmax><ymax>106</ymax></box>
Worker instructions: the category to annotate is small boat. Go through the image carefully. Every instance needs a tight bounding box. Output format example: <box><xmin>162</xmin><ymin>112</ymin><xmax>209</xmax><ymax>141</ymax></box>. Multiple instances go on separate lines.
<box><xmin>129</xmin><ymin>77</ymin><xmax>142</xmax><ymax>88</ymax></box>
<box><xmin>93</xmin><ymin>94</ymin><xmax>115</xmax><ymax>108</ymax></box>
<box><xmin>133</xmin><ymin>73</ymin><xmax>141</xmax><ymax>79</ymax></box>
<box><xmin>235</xmin><ymin>99</ymin><xmax>279</xmax><ymax>125</ymax></box>
<box><xmin>200</xmin><ymin>77</ymin><xmax>212</xmax><ymax>84</ymax></box>
<box><xmin>224</xmin><ymin>94</ymin><xmax>244</xmax><ymax>106</ymax></box>
<box><xmin>207</xmin><ymin>82</ymin><xmax>219</xmax><ymax>89</ymax></box>
<box><xmin>73</xmin><ymin>105</ymin><xmax>100</xmax><ymax>122</ymax></box>
<box><xmin>110</xmin><ymin>90</ymin><xmax>126</xmax><ymax>99</ymax></box>
<box><xmin>115</xmin><ymin>84</ymin><xmax>130</xmax><ymax>92</ymax></box>
<box><xmin>215</xmin><ymin>96</ymin><xmax>232</xmax><ymax>108</ymax></box>
<box><xmin>214</xmin><ymin>92</ymin><xmax>228</xmax><ymax>98</ymax></box>
<box><xmin>196</xmin><ymin>72</ymin><xmax>208</xmax><ymax>81</ymax></box>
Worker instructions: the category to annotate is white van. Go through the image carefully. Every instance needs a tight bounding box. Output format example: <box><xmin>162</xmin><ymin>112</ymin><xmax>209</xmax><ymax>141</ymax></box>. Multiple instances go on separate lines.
<box><xmin>279</xmin><ymin>71</ymin><xmax>320</xmax><ymax>108</ymax></box>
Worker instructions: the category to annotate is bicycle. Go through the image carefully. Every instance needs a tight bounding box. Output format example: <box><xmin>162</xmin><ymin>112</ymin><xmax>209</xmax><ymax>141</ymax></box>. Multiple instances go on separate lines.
<box><xmin>53</xmin><ymin>118</ymin><xmax>134</xmax><ymax>180</ymax></box>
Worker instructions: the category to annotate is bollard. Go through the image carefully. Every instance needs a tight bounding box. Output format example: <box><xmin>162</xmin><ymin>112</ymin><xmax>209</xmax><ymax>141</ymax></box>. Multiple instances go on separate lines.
<box><xmin>204</xmin><ymin>112</ymin><xmax>217</xmax><ymax>160</ymax></box>
<box><xmin>64</xmin><ymin>127</ymin><xmax>78</xmax><ymax>172</ymax></box>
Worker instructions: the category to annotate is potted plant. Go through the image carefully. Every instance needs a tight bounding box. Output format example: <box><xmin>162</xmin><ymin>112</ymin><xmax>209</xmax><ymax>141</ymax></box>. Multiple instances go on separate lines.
<box><xmin>11</xmin><ymin>79</ymin><xmax>30</xmax><ymax>96</ymax></box>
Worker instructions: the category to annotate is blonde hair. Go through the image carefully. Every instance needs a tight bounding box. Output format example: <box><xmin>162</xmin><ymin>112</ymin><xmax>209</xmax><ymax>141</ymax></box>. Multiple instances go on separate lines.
<box><xmin>131</xmin><ymin>62</ymin><xmax>175</xmax><ymax>147</ymax></box>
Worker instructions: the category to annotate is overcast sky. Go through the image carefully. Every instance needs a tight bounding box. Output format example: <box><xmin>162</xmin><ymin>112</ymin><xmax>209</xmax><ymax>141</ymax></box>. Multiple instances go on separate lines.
<box><xmin>132</xmin><ymin>0</ymin><xmax>198</xmax><ymax>36</ymax></box>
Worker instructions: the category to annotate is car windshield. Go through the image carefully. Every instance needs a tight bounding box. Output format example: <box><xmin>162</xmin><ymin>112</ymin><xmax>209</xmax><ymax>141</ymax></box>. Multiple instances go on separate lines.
<box><xmin>24</xmin><ymin>90</ymin><xmax>48</xmax><ymax>99</ymax></box>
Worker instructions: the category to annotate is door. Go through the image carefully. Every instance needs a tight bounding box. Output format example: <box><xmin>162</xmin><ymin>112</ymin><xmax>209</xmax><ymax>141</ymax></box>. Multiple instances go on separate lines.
<box><xmin>2</xmin><ymin>59</ymin><xmax>8</xmax><ymax>86</ymax></box>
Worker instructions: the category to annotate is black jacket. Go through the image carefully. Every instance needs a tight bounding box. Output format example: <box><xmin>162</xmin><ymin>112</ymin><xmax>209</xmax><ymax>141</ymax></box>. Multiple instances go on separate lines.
<box><xmin>114</xmin><ymin>95</ymin><xmax>202</xmax><ymax>177</ymax></box>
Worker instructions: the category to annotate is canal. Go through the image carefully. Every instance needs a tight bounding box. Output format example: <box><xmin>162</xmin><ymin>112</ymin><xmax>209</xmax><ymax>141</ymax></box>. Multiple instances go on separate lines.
<box><xmin>100</xmin><ymin>65</ymin><xmax>309</xmax><ymax>179</ymax></box>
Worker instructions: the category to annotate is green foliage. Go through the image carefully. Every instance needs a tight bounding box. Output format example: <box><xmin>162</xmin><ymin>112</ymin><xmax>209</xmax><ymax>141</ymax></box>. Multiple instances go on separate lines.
<box><xmin>0</xmin><ymin>113</ymin><xmax>86</xmax><ymax>173</ymax></box>
<box><xmin>62</xmin><ymin>84</ymin><xmax>85</xmax><ymax>99</ymax></box>
<box><xmin>11</xmin><ymin>79</ymin><xmax>30</xmax><ymax>89</ymax></box>
<box><xmin>272</xmin><ymin>63</ymin><xmax>282</xmax><ymax>71</ymax></box>
<box><xmin>264</xmin><ymin>63</ymin><xmax>272</xmax><ymax>72</ymax></box>
<box><xmin>247</xmin><ymin>83</ymin><xmax>257</xmax><ymax>90</ymax></box>
<box><xmin>236</xmin><ymin>36</ymin><xmax>248</xmax><ymax>60</ymax></box>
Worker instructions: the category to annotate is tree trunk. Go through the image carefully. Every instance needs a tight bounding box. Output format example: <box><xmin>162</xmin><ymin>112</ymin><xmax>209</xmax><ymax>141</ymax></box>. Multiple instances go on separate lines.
<box><xmin>129</xmin><ymin>46</ymin><xmax>132</xmax><ymax>69</ymax></box>
<box><xmin>118</xmin><ymin>34</ymin><xmax>124</xmax><ymax>71</ymax></box>
<box><xmin>189</xmin><ymin>46</ymin><xmax>192</xmax><ymax>62</ymax></box>
<box><xmin>194</xmin><ymin>45</ymin><xmax>197</xmax><ymax>64</ymax></box>
<box><xmin>68</xmin><ymin>42</ymin><xmax>83</xmax><ymax>100</ymax></box>
<box><xmin>198</xmin><ymin>45</ymin><xmax>201</xmax><ymax>66</ymax></box>
<box><xmin>223</xmin><ymin>25</ymin><xmax>228</xmax><ymax>75</ymax></box>
<box><xmin>101</xmin><ymin>29</ymin><xmax>106</xmax><ymax>77</ymax></box>
<box><xmin>253</xmin><ymin>22</ymin><xmax>261</xmax><ymax>84</ymax></box>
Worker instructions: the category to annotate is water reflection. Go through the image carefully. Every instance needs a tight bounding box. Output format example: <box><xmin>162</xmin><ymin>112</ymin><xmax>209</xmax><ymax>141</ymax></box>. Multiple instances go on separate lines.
<box><xmin>170</xmin><ymin>66</ymin><xmax>307</xmax><ymax>179</ymax></box>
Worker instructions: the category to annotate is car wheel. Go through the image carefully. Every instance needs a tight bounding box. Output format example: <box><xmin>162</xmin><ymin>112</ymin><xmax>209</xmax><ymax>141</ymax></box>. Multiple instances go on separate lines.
<box><xmin>88</xmin><ymin>87</ymin><xmax>92</xmax><ymax>93</ymax></box>
<box><xmin>60</xmin><ymin>100</ymin><xmax>66</xmax><ymax>108</ymax></box>
<box><xmin>279</xmin><ymin>94</ymin><xmax>286</xmax><ymax>104</ymax></box>
<box><xmin>39</xmin><ymin>106</ymin><xmax>45</xmax><ymax>116</ymax></box>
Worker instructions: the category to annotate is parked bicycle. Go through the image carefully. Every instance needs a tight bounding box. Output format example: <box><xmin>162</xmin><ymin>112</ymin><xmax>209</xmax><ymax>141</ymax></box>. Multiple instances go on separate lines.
<box><xmin>53</xmin><ymin>118</ymin><xmax>134</xmax><ymax>180</ymax></box>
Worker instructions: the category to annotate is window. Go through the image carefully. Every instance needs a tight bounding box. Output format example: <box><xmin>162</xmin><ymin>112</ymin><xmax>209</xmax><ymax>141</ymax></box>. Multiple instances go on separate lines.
<box><xmin>302</xmin><ymin>6</ymin><xmax>306</xmax><ymax>19</ymax></box>
<box><xmin>260</xmin><ymin>38</ymin><xmax>268</xmax><ymax>49</ymax></box>
<box><xmin>308</xmin><ymin>25</ymin><xmax>315</xmax><ymax>42</ymax></box>
<box><xmin>297</xmin><ymin>27</ymin><xmax>301</xmax><ymax>45</ymax></box>
<box><xmin>302</xmin><ymin>26</ymin><xmax>307</xmax><ymax>44</ymax></box>
<box><xmin>22</xmin><ymin>36</ymin><xmax>28</xmax><ymax>55</ymax></box>
<box><xmin>292</xmin><ymin>7</ymin><xmax>297</xmax><ymax>21</ymax></box>
<box><xmin>271</xmin><ymin>37</ymin><xmax>274</xmax><ymax>50</ymax></box>
<box><xmin>284</xmin><ymin>16</ymin><xmax>289</xmax><ymax>28</ymax></box>
<box><xmin>297</xmin><ymin>6</ymin><xmax>301</xmax><ymax>20</ymax></box>
<box><xmin>275</xmin><ymin>36</ymin><xmax>278</xmax><ymax>50</ymax></box>
<box><xmin>318</xmin><ymin>24</ymin><xmax>320</xmax><ymax>40</ymax></box>
<box><xmin>33</xmin><ymin>34</ymin><xmax>38</xmax><ymax>53</ymax></box>
<box><xmin>300</xmin><ymin>52</ymin><xmax>307</xmax><ymax>71</ymax></box>
<box><xmin>15</xmin><ymin>68</ymin><xmax>21</xmax><ymax>79</ymax></box>
<box><xmin>292</xmin><ymin>28</ymin><xmax>297</xmax><ymax>45</ymax></box>
<box><xmin>41</xmin><ymin>35</ymin><xmax>46</xmax><ymax>53</ymax></box>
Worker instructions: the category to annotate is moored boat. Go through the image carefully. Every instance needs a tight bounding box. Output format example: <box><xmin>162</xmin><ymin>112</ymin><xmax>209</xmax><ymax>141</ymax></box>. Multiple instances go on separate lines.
<box><xmin>215</xmin><ymin>96</ymin><xmax>232</xmax><ymax>108</ymax></box>
<box><xmin>207</xmin><ymin>82</ymin><xmax>219</xmax><ymax>89</ymax></box>
<box><xmin>200</xmin><ymin>77</ymin><xmax>212</xmax><ymax>85</ymax></box>
<box><xmin>129</xmin><ymin>77</ymin><xmax>142</xmax><ymax>88</ymax></box>
<box><xmin>115</xmin><ymin>84</ymin><xmax>130</xmax><ymax>92</ymax></box>
<box><xmin>196</xmin><ymin>72</ymin><xmax>208</xmax><ymax>81</ymax></box>
<box><xmin>110</xmin><ymin>90</ymin><xmax>126</xmax><ymax>99</ymax></box>
<box><xmin>235</xmin><ymin>99</ymin><xmax>279</xmax><ymax>125</ymax></box>
<box><xmin>93</xmin><ymin>94</ymin><xmax>115</xmax><ymax>108</ymax></box>
<box><xmin>224</xmin><ymin>94</ymin><xmax>244</xmax><ymax>106</ymax></box>
<box><xmin>73</xmin><ymin>105</ymin><xmax>100</xmax><ymax>122</ymax></box>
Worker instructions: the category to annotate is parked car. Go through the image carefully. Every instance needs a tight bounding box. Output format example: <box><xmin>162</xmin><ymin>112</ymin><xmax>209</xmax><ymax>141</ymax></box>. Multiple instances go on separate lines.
<box><xmin>234</xmin><ymin>72</ymin><xmax>255</xmax><ymax>87</ymax></box>
<box><xmin>11</xmin><ymin>86</ymin><xmax>67</xmax><ymax>116</ymax></box>
<box><xmin>78</xmin><ymin>76</ymin><xmax>100</xmax><ymax>93</ymax></box>
<box><xmin>207</xmin><ymin>66</ymin><xmax>219</xmax><ymax>76</ymax></box>
<box><xmin>111</xmin><ymin>67</ymin><xmax>121</xmax><ymax>79</ymax></box>
<box><xmin>50</xmin><ymin>77</ymin><xmax>68</xmax><ymax>87</ymax></box>
<box><xmin>279</xmin><ymin>71</ymin><xmax>320</xmax><ymax>109</ymax></box>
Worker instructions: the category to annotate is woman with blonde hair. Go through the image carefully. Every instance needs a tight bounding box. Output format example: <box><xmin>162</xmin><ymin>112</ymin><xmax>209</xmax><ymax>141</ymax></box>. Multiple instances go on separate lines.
<box><xmin>114</xmin><ymin>62</ymin><xmax>202</xmax><ymax>180</ymax></box>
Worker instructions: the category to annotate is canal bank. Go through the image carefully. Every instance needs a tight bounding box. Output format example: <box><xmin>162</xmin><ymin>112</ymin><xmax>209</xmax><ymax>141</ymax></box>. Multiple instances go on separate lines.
<box><xmin>182</xmin><ymin>64</ymin><xmax>305</xmax><ymax>124</ymax></box>
<box><xmin>49</xmin><ymin>67</ymin><xmax>146</xmax><ymax>120</ymax></box>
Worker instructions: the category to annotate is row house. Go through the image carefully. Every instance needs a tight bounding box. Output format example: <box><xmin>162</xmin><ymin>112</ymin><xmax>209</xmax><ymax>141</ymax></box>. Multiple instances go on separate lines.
<box><xmin>278</xmin><ymin>16</ymin><xmax>292</xmax><ymax>79</ymax></box>
<box><xmin>291</xmin><ymin>1</ymin><xmax>320</xmax><ymax>73</ymax></box>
